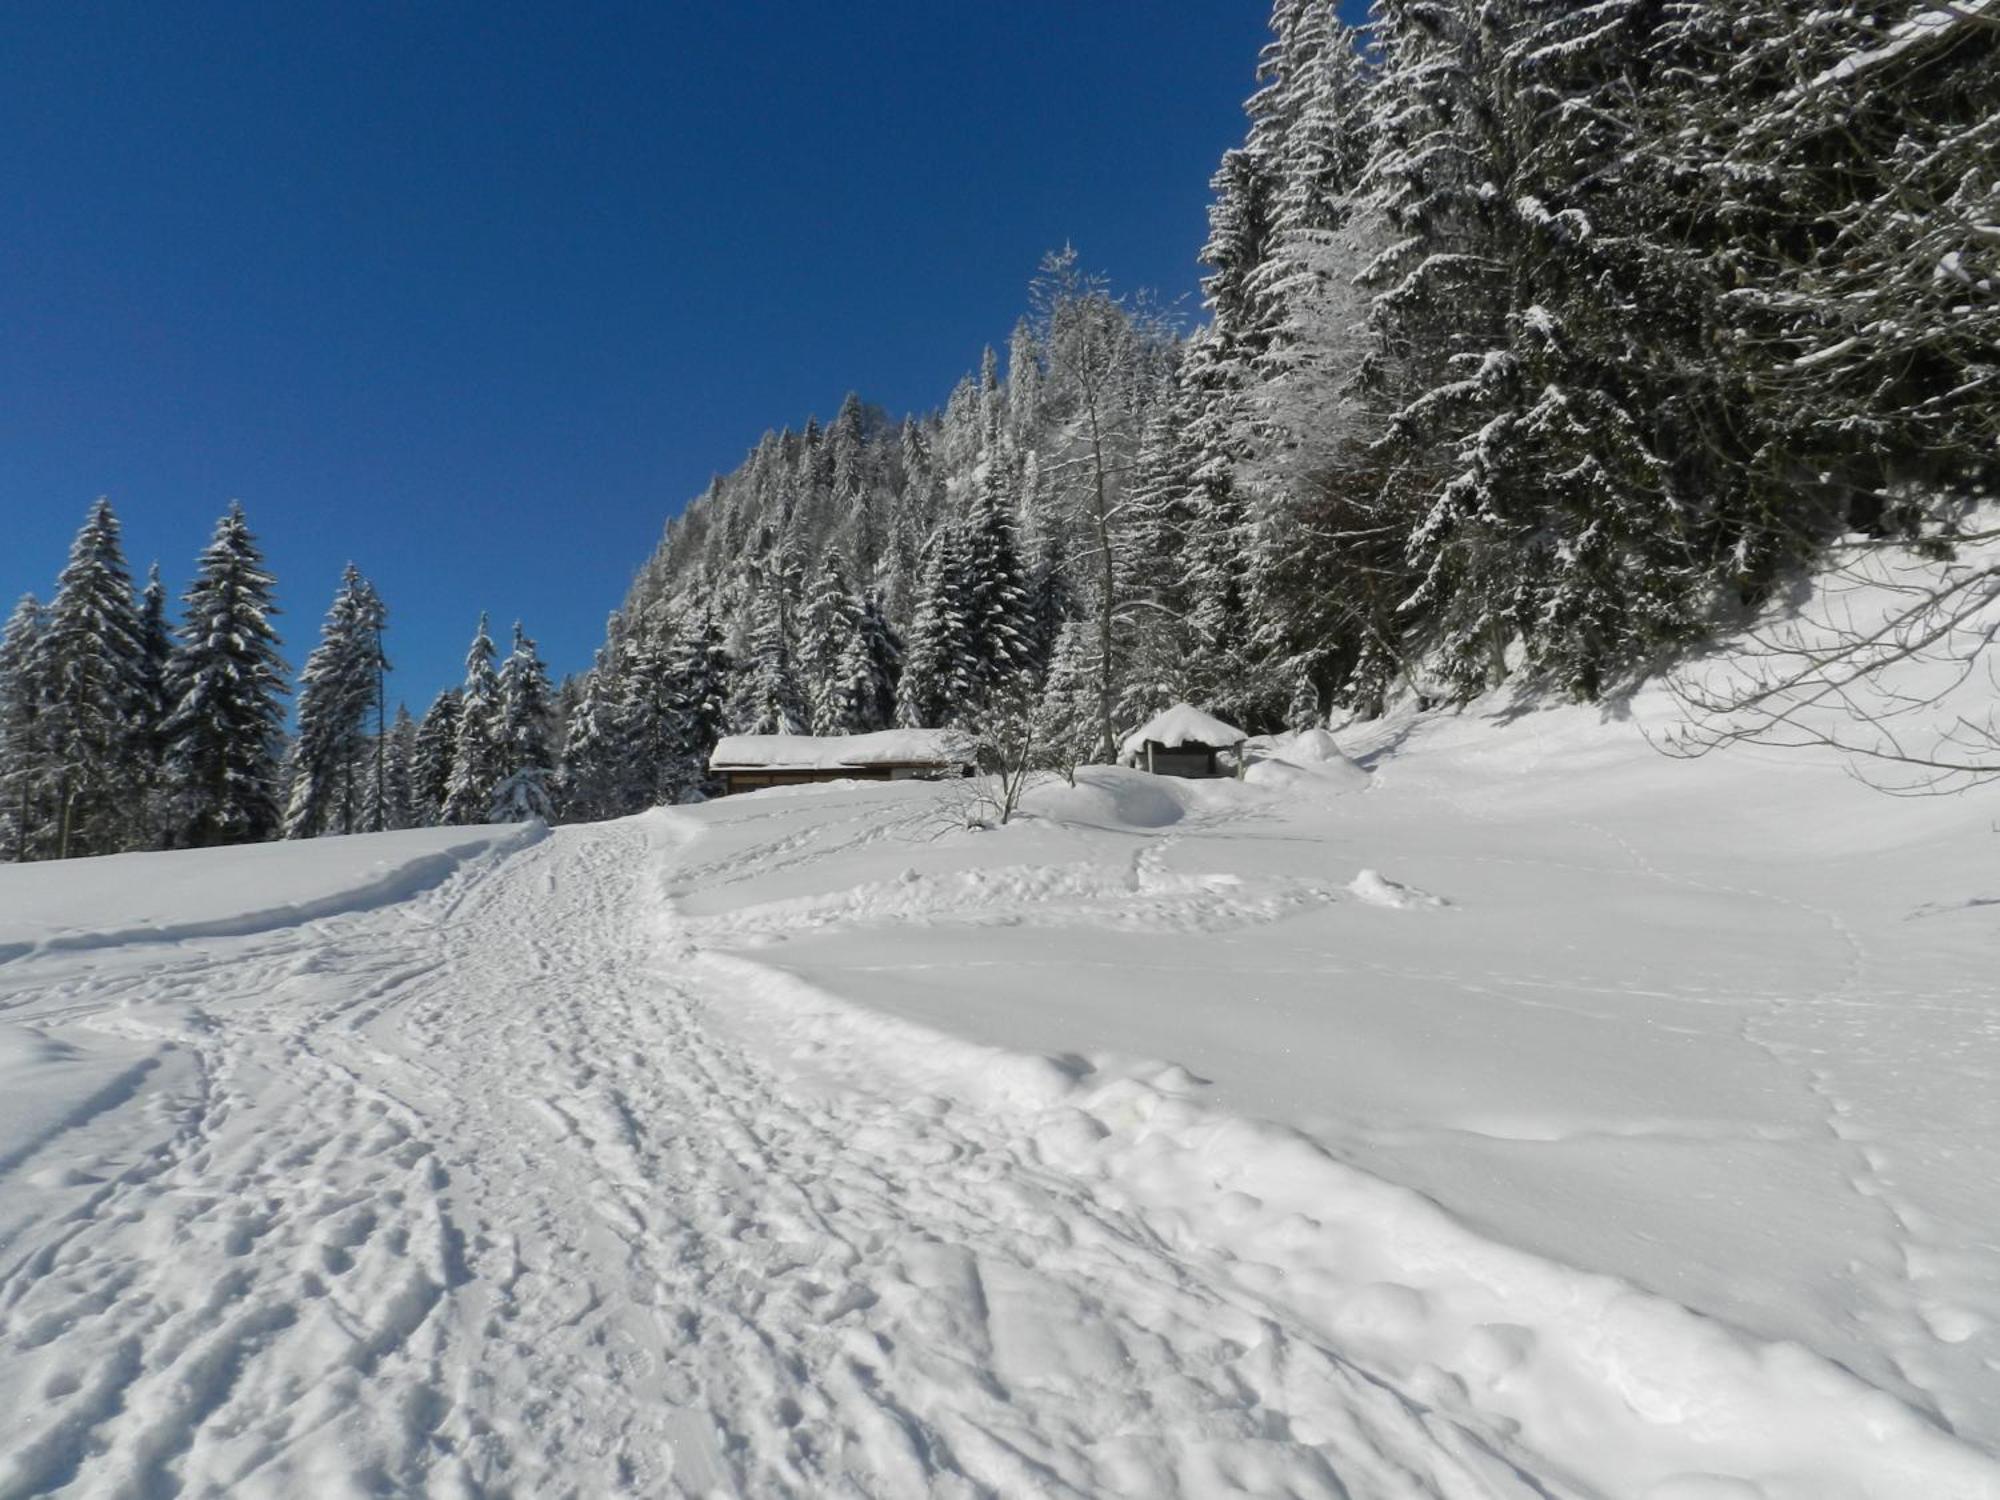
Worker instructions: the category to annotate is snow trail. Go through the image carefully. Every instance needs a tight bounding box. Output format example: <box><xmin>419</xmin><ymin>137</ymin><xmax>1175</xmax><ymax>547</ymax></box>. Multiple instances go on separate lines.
<box><xmin>0</xmin><ymin>819</ymin><xmax>1540</xmax><ymax>1498</ymax></box>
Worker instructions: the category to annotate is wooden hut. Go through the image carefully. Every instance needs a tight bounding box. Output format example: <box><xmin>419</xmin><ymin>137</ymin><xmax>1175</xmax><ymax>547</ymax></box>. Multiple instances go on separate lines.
<box><xmin>1118</xmin><ymin>704</ymin><xmax>1248</xmax><ymax>779</ymax></box>
<box><xmin>709</xmin><ymin>729</ymin><xmax>975</xmax><ymax>796</ymax></box>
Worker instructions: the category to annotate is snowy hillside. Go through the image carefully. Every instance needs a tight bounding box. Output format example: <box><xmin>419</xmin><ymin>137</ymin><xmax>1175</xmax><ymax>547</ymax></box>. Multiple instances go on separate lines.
<box><xmin>1</xmin><ymin>693</ymin><xmax>1997</xmax><ymax>1498</ymax></box>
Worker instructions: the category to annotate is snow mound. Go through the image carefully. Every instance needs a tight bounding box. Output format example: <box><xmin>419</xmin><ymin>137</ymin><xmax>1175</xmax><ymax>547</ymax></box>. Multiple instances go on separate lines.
<box><xmin>710</xmin><ymin>728</ymin><xmax>974</xmax><ymax>769</ymax></box>
<box><xmin>1241</xmin><ymin>727</ymin><xmax>1372</xmax><ymax>793</ymax></box>
<box><xmin>1024</xmin><ymin>766</ymin><xmax>1200</xmax><ymax>829</ymax></box>
<box><xmin>1347</xmin><ymin>869</ymin><xmax>1447</xmax><ymax>909</ymax></box>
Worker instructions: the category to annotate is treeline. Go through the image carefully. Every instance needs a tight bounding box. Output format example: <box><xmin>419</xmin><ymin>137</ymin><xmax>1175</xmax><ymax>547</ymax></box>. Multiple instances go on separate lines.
<box><xmin>0</xmin><ymin>499</ymin><xmax>562</xmax><ymax>861</ymax></box>
<box><xmin>580</xmin><ymin>0</ymin><xmax>1994</xmax><ymax>812</ymax></box>
<box><xmin>9</xmin><ymin>2</ymin><xmax>1993</xmax><ymax>850</ymax></box>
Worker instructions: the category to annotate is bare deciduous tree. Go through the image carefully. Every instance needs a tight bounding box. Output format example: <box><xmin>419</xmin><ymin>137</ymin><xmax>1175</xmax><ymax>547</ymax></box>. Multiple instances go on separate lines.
<box><xmin>1662</xmin><ymin>522</ymin><xmax>2000</xmax><ymax>795</ymax></box>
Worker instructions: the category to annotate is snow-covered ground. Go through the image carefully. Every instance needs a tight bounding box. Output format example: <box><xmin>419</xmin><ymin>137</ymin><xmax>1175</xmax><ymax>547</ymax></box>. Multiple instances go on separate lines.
<box><xmin>1</xmin><ymin>699</ymin><xmax>1996</xmax><ymax>1498</ymax></box>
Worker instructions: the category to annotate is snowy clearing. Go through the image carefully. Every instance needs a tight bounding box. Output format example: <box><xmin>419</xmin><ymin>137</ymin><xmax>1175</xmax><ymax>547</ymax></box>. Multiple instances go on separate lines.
<box><xmin>1</xmin><ymin>699</ymin><xmax>1997</xmax><ymax>1498</ymax></box>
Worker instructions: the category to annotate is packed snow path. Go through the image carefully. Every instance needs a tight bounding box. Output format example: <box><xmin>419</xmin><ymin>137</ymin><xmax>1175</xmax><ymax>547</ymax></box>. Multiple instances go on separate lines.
<box><xmin>0</xmin><ymin>819</ymin><xmax>1563</xmax><ymax>1498</ymax></box>
<box><xmin>1</xmin><ymin>780</ymin><xmax>1996</xmax><ymax>1499</ymax></box>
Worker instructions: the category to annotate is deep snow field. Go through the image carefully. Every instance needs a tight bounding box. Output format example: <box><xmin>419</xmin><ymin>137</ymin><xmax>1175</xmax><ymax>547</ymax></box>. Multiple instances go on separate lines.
<box><xmin>1</xmin><ymin>692</ymin><xmax>1997</xmax><ymax>1498</ymax></box>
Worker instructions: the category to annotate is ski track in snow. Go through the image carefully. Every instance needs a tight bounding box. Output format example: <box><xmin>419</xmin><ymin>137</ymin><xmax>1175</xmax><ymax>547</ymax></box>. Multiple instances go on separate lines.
<box><xmin>1</xmin><ymin>792</ymin><xmax>1996</xmax><ymax>1498</ymax></box>
<box><xmin>0</xmin><ymin>820</ymin><xmax>1555</xmax><ymax>1500</ymax></box>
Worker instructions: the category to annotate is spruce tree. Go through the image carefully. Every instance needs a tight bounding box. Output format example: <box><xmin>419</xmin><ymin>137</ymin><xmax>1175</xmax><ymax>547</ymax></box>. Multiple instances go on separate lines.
<box><xmin>799</xmin><ymin>547</ymin><xmax>858</xmax><ymax>735</ymax></box>
<box><xmin>960</xmin><ymin>465</ymin><xmax>1036</xmax><ymax>711</ymax></box>
<box><xmin>490</xmin><ymin>622</ymin><xmax>556</xmax><ymax>821</ymax></box>
<box><xmin>730</xmin><ymin>580</ymin><xmax>806</xmax><ymax>735</ymax></box>
<box><xmin>286</xmin><ymin>565</ymin><xmax>386</xmax><ymax>838</ymax></box>
<box><xmin>381</xmin><ymin>704</ymin><xmax>417</xmax><ymax>831</ymax></box>
<box><xmin>830</xmin><ymin>593</ymin><xmax>901</xmax><ymax>734</ymax></box>
<box><xmin>442</xmin><ymin>615</ymin><xmax>504</xmax><ymax>824</ymax></box>
<box><xmin>160</xmin><ymin>503</ymin><xmax>288</xmax><ymax>848</ymax></box>
<box><xmin>896</xmin><ymin>527</ymin><xmax>974</xmax><ymax>728</ymax></box>
<box><xmin>411</xmin><ymin>689</ymin><xmax>461</xmax><ymax>826</ymax></box>
<box><xmin>0</xmin><ymin>595</ymin><xmax>50</xmax><ymax>862</ymax></box>
<box><xmin>556</xmin><ymin>643</ymin><xmax>627</xmax><ymax>821</ymax></box>
<box><xmin>667</xmin><ymin>609</ymin><xmax>731</xmax><ymax>798</ymax></box>
<box><xmin>40</xmin><ymin>499</ymin><xmax>150</xmax><ymax>857</ymax></box>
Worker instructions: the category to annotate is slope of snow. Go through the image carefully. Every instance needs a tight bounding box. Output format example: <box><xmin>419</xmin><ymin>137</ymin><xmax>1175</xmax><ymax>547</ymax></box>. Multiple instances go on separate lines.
<box><xmin>0</xmin><ymin>696</ymin><xmax>1996</xmax><ymax>1496</ymax></box>
<box><xmin>0</xmin><ymin>822</ymin><xmax>545</xmax><ymax>961</ymax></box>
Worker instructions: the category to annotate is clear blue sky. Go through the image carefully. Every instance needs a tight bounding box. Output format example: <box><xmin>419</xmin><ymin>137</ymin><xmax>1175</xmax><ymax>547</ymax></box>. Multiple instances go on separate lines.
<box><xmin>3</xmin><ymin>2</ymin><xmax>1361</xmax><ymax>710</ymax></box>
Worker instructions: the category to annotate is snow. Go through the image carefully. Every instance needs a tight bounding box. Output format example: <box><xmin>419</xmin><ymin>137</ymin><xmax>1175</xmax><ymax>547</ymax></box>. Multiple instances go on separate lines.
<box><xmin>2</xmin><ymin>688</ymin><xmax>1999</xmax><ymax>1495</ymax></box>
<box><xmin>1118</xmin><ymin>701</ymin><xmax>1248</xmax><ymax>759</ymax></box>
<box><xmin>709</xmin><ymin>727</ymin><xmax>974</xmax><ymax>770</ymax></box>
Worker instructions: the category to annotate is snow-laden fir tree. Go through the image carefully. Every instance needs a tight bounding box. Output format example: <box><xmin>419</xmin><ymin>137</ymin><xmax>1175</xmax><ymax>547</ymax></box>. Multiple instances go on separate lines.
<box><xmin>959</xmin><ymin>462</ymin><xmax>1037</xmax><ymax>708</ymax></box>
<box><xmin>442</xmin><ymin>615</ymin><xmax>504</xmax><ymax>824</ymax></box>
<box><xmin>555</xmin><ymin>639</ymin><xmax>628</xmax><ymax>821</ymax></box>
<box><xmin>799</xmin><ymin>547</ymin><xmax>858</xmax><ymax>735</ymax></box>
<box><xmin>37</xmin><ymin>499</ymin><xmax>150</xmax><ymax>858</ymax></box>
<box><xmin>286</xmin><ymin>565</ymin><xmax>390</xmax><ymax>838</ymax></box>
<box><xmin>0</xmin><ymin>595</ymin><xmax>50</xmax><ymax>862</ymax></box>
<box><xmin>159</xmin><ymin>503</ymin><xmax>288</xmax><ymax>848</ymax></box>
<box><xmin>895</xmin><ymin>527</ymin><xmax>974</xmax><ymax>728</ymax></box>
<box><xmin>828</xmin><ymin>592</ymin><xmax>901</xmax><ymax>734</ymax></box>
<box><xmin>666</xmin><ymin>609</ymin><xmax>731</xmax><ymax>798</ymax></box>
<box><xmin>133</xmin><ymin>564</ymin><xmax>175</xmax><ymax>843</ymax></box>
<box><xmin>411</xmin><ymin>689</ymin><xmax>461</xmax><ymax>826</ymax></box>
<box><xmin>380</xmin><ymin>704</ymin><xmax>417</xmax><ymax>831</ymax></box>
<box><xmin>730</xmin><ymin>577</ymin><xmax>806</xmax><ymax>736</ymax></box>
<box><xmin>489</xmin><ymin>622</ymin><xmax>556</xmax><ymax>821</ymax></box>
<box><xmin>1032</xmin><ymin>619</ymin><xmax>1102</xmax><ymax>780</ymax></box>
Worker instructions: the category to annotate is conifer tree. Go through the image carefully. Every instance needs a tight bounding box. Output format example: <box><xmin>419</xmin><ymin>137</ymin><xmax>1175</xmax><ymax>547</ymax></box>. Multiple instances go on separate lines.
<box><xmin>286</xmin><ymin>565</ymin><xmax>387</xmax><ymax>838</ymax></box>
<box><xmin>666</xmin><ymin>609</ymin><xmax>732</xmax><ymax>798</ymax></box>
<box><xmin>134</xmin><ymin>564</ymin><xmax>175</xmax><ymax>843</ymax></box>
<box><xmin>442</xmin><ymin>615</ymin><xmax>504</xmax><ymax>824</ymax></box>
<box><xmin>381</xmin><ymin>704</ymin><xmax>417</xmax><ymax>831</ymax></box>
<box><xmin>411</xmin><ymin>689</ymin><xmax>461</xmax><ymax>826</ymax></box>
<box><xmin>40</xmin><ymin>499</ymin><xmax>150</xmax><ymax>857</ymax></box>
<box><xmin>556</xmin><ymin>642</ymin><xmax>627</xmax><ymax>821</ymax></box>
<box><xmin>160</xmin><ymin>503</ymin><xmax>288</xmax><ymax>848</ymax></box>
<box><xmin>830</xmin><ymin>593</ymin><xmax>901</xmax><ymax>734</ymax></box>
<box><xmin>0</xmin><ymin>595</ymin><xmax>50</xmax><ymax>862</ymax></box>
<box><xmin>896</xmin><ymin>527</ymin><xmax>974</xmax><ymax>728</ymax></box>
<box><xmin>730</xmin><ymin>580</ymin><xmax>807</xmax><ymax>736</ymax></box>
<box><xmin>799</xmin><ymin>548</ymin><xmax>858</xmax><ymax>735</ymax></box>
<box><xmin>960</xmin><ymin>465</ymin><xmax>1036</xmax><ymax>711</ymax></box>
<box><xmin>490</xmin><ymin>622</ymin><xmax>556</xmax><ymax>821</ymax></box>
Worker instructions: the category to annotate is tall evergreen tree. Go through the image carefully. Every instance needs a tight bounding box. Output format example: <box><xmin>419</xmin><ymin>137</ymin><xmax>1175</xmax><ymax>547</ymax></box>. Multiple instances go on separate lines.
<box><xmin>667</xmin><ymin>609</ymin><xmax>732</xmax><ymax>798</ymax></box>
<box><xmin>896</xmin><ymin>527</ymin><xmax>974</xmax><ymax>728</ymax></box>
<box><xmin>0</xmin><ymin>595</ymin><xmax>50</xmax><ymax>862</ymax></box>
<box><xmin>557</xmin><ymin>642</ymin><xmax>629</xmax><ymax>821</ymax></box>
<box><xmin>285</xmin><ymin>565</ymin><xmax>387</xmax><ymax>838</ymax></box>
<box><xmin>799</xmin><ymin>547</ymin><xmax>858</xmax><ymax>735</ymax></box>
<box><xmin>38</xmin><ymin>499</ymin><xmax>149</xmax><ymax>857</ymax></box>
<box><xmin>490</xmin><ymin>622</ymin><xmax>556</xmax><ymax>821</ymax></box>
<box><xmin>830</xmin><ymin>592</ymin><xmax>902</xmax><ymax>734</ymax></box>
<box><xmin>960</xmin><ymin>465</ymin><xmax>1037</xmax><ymax>710</ymax></box>
<box><xmin>381</xmin><ymin>704</ymin><xmax>417</xmax><ymax>831</ymax></box>
<box><xmin>442</xmin><ymin>615</ymin><xmax>504</xmax><ymax>824</ymax></box>
<box><xmin>730</xmin><ymin>579</ymin><xmax>807</xmax><ymax>736</ymax></box>
<box><xmin>411</xmin><ymin>689</ymin><xmax>462</xmax><ymax>826</ymax></box>
<box><xmin>160</xmin><ymin>503</ymin><xmax>288</xmax><ymax>848</ymax></box>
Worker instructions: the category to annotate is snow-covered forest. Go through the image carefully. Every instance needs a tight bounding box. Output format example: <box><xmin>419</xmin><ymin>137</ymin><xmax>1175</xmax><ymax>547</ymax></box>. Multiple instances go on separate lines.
<box><xmin>3</xmin><ymin>0</ymin><xmax>1995</xmax><ymax>857</ymax></box>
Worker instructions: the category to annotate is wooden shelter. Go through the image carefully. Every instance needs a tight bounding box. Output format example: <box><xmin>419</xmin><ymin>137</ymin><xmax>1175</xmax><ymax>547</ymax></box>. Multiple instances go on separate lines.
<box><xmin>709</xmin><ymin>730</ymin><xmax>975</xmax><ymax>796</ymax></box>
<box><xmin>1118</xmin><ymin>704</ymin><xmax>1248</xmax><ymax>779</ymax></box>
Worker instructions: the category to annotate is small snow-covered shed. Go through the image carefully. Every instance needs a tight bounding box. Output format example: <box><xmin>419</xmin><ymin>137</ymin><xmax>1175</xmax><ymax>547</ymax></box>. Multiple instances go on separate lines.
<box><xmin>709</xmin><ymin>729</ymin><xmax>975</xmax><ymax>796</ymax></box>
<box><xmin>1118</xmin><ymin>704</ymin><xmax>1247</xmax><ymax>779</ymax></box>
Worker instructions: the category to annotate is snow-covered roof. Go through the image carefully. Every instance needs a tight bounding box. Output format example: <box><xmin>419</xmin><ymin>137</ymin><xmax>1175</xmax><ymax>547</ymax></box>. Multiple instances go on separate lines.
<box><xmin>1118</xmin><ymin>703</ymin><xmax>1247</xmax><ymax>759</ymax></box>
<box><xmin>710</xmin><ymin>729</ymin><xmax>976</xmax><ymax>770</ymax></box>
